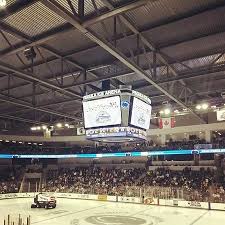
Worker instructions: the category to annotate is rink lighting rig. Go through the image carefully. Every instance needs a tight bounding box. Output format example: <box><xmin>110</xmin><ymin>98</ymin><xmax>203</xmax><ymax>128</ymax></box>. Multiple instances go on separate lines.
<box><xmin>0</xmin><ymin>148</ymin><xmax>224</xmax><ymax>159</ymax></box>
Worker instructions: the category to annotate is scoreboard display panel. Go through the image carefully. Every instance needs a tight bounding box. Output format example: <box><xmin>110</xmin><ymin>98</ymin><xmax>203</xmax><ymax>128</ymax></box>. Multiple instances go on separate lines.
<box><xmin>83</xmin><ymin>96</ymin><xmax>121</xmax><ymax>128</ymax></box>
<box><xmin>82</xmin><ymin>88</ymin><xmax>152</xmax><ymax>142</ymax></box>
<box><xmin>130</xmin><ymin>97</ymin><xmax>152</xmax><ymax>130</ymax></box>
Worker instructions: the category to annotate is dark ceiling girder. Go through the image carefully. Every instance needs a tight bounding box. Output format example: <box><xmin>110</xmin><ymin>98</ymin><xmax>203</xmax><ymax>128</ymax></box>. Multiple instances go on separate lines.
<box><xmin>0</xmin><ymin>94</ymin><xmax>79</xmax><ymax>120</ymax></box>
<box><xmin>5</xmin><ymin>60</ymin><xmax>224</xmax><ymax>113</ymax></box>
<box><xmin>0</xmin><ymin>113</ymin><xmax>41</xmax><ymax>124</ymax></box>
<box><xmin>0</xmin><ymin>21</ymin><xmax>118</xmax><ymax>91</ymax></box>
<box><xmin>60</xmin><ymin>61</ymin><xmax>225</xmax><ymax>92</ymax></box>
<box><xmin>2</xmin><ymin>0</ymin><xmax>224</xmax><ymax>58</ymax></box>
<box><xmin>0</xmin><ymin>3</ymin><xmax>224</xmax><ymax>99</ymax></box>
<box><xmin>82</xmin><ymin>0</ymin><xmax>152</xmax><ymax>27</ymax></box>
<box><xmin>0</xmin><ymin>0</ymin><xmax>153</xmax><ymax>91</ymax></box>
<box><xmin>42</xmin><ymin>0</ymin><xmax>206</xmax><ymax>124</ymax></box>
<box><xmin>0</xmin><ymin>0</ymin><xmax>151</xmax><ymax>57</ymax></box>
<box><xmin>101</xmin><ymin>0</ymin><xmax>194</xmax><ymax>94</ymax></box>
<box><xmin>78</xmin><ymin>0</ymin><xmax>84</xmax><ymax>18</ymax></box>
<box><xmin>0</xmin><ymin>33</ymin><xmax>223</xmax><ymax>104</ymax></box>
<box><xmin>0</xmin><ymin>61</ymin><xmax>82</xmax><ymax>101</ymax></box>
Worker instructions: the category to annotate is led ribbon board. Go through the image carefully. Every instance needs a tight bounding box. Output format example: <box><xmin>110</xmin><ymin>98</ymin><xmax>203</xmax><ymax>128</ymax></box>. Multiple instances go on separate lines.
<box><xmin>1</xmin><ymin>149</ymin><xmax>225</xmax><ymax>158</ymax></box>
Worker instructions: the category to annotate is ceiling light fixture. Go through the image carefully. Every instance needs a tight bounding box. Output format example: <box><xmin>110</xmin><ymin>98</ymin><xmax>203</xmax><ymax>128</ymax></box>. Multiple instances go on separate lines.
<box><xmin>42</xmin><ymin>125</ymin><xmax>47</xmax><ymax>130</ymax></box>
<box><xmin>0</xmin><ymin>0</ymin><xmax>7</xmax><ymax>8</ymax></box>
<box><xmin>164</xmin><ymin>108</ymin><xmax>171</xmax><ymax>115</ymax></box>
<box><xmin>56</xmin><ymin>123</ymin><xmax>62</xmax><ymax>128</ymax></box>
<box><xmin>36</xmin><ymin>126</ymin><xmax>41</xmax><ymax>131</ymax></box>
<box><xmin>196</xmin><ymin>105</ymin><xmax>201</xmax><ymax>110</ymax></box>
<box><xmin>201</xmin><ymin>103</ymin><xmax>209</xmax><ymax>110</ymax></box>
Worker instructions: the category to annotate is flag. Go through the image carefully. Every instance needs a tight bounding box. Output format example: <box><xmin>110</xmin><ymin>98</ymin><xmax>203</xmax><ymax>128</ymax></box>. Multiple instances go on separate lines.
<box><xmin>159</xmin><ymin>117</ymin><xmax>175</xmax><ymax>129</ymax></box>
<box><xmin>217</xmin><ymin>109</ymin><xmax>225</xmax><ymax>121</ymax></box>
<box><xmin>44</xmin><ymin>129</ymin><xmax>51</xmax><ymax>139</ymax></box>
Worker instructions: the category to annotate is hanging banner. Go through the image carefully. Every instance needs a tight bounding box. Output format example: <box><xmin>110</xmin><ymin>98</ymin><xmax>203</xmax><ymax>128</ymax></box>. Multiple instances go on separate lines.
<box><xmin>217</xmin><ymin>109</ymin><xmax>225</xmax><ymax>121</ymax></box>
<box><xmin>159</xmin><ymin>117</ymin><xmax>175</xmax><ymax>129</ymax></box>
<box><xmin>43</xmin><ymin>129</ymin><xmax>51</xmax><ymax>139</ymax></box>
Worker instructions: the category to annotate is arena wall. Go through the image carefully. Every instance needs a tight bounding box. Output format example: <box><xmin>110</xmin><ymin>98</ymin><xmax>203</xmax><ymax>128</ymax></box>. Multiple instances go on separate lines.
<box><xmin>0</xmin><ymin>192</ymin><xmax>225</xmax><ymax>211</ymax></box>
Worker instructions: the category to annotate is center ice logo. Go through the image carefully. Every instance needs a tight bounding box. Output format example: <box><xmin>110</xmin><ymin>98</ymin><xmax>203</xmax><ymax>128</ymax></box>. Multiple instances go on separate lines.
<box><xmin>85</xmin><ymin>215</ymin><xmax>147</xmax><ymax>225</ymax></box>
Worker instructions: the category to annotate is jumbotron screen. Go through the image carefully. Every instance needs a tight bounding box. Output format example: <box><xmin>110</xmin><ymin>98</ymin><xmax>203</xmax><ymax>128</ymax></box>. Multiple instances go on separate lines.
<box><xmin>83</xmin><ymin>96</ymin><xmax>122</xmax><ymax>128</ymax></box>
<box><xmin>130</xmin><ymin>97</ymin><xmax>152</xmax><ymax>129</ymax></box>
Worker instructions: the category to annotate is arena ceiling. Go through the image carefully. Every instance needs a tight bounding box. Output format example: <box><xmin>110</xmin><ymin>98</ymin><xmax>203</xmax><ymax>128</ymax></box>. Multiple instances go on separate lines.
<box><xmin>0</xmin><ymin>0</ymin><xmax>225</xmax><ymax>131</ymax></box>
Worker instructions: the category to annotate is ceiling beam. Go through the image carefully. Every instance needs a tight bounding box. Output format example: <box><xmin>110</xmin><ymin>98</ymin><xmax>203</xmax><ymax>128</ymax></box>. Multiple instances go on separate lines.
<box><xmin>101</xmin><ymin>0</ymin><xmax>194</xmax><ymax>93</ymax></box>
<box><xmin>42</xmin><ymin>0</ymin><xmax>206</xmax><ymax>124</ymax></box>
<box><xmin>82</xmin><ymin>0</ymin><xmax>152</xmax><ymax>27</ymax></box>
<box><xmin>0</xmin><ymin>60</ymin><xmax>82</xmax><ymax>101</ymax></box>
<box><xmin>2</xmin><ymin>0</ymin><xmax>224</xmax><ymax>59</ymax></box>
<box><xmin>53</xmin><ymin>61</ymin><xmax>225</xmax><ymax>95</ymax></box>
<box><xmin>0</xmin><ymin>41</ymin><xmax>223</xmax><ymax>104</ymax></box>
<box><xmin>0</xmin><ymin>21</ymin><xmax>118</xmax><ymax>89</ymax></box>
<box><xmin>0</xmin><ymin>114</ymin><xmax>42</xmax><ymax>124</ymax></box>
<box><xmin>1</xmin><ymin>4</ymin><xmax>224</xmax><ymax>97</ymax></box>
<box><xmin>0</xmin><ymin>94</ymin><xmax>79</xmax><ymax>120</ymax></box>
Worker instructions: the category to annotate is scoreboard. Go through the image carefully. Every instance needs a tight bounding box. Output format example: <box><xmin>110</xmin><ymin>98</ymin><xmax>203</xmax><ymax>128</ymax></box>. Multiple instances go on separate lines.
<box><xmin>82</xmin><ymin>86</ymin><xmax>152</xmax><ymax>142</ymax></box>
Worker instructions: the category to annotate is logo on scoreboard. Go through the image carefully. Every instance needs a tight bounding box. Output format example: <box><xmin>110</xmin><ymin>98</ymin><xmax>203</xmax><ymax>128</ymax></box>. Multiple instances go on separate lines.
<box><xmin>137</xmin><ymin>114</ymin><xmax>146</xmax><ymax>126</ymax></box>
<box><xmin>96</xmin><ymin>111</ymin><xmax>111</xmax><ymax>124</ymax></box>
<box><xmin>121</xmin><ymin>101</ymin><xmax>129</xmax><ymax>108</ymax></box>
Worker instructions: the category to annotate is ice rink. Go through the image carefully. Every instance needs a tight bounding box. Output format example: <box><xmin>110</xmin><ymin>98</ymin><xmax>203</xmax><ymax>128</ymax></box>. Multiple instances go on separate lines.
<box><xmin>0</xmin><ymin>198</ymin><xmax>225</xmax><ymax>225</ymax></box>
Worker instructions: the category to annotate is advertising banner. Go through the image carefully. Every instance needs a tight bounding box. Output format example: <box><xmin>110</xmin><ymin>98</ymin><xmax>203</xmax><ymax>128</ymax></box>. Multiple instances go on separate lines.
<box><xmin>144</xmin><ymin>197</ymin><xmax>157</xmax><ymax>205</ymax></box>
<box><xmin>97</xmin><ymin>195</ymin><xmax>107</xmax><ymax>201</ymax></box>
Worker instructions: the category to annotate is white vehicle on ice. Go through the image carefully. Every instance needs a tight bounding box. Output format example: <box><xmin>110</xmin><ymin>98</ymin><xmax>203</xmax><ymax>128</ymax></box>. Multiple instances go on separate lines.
<box><xmin>31</xmin><ymin>193</ymin><xmax>56</xmax><ymax>209</ymax></box>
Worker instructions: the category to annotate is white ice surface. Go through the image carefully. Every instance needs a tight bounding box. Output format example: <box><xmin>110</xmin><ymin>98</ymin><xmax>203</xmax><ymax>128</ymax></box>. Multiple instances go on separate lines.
<box><xmin>0</xmin><ymin>198</ymin><xmax>224</xmax><ymax>225</ymax></box>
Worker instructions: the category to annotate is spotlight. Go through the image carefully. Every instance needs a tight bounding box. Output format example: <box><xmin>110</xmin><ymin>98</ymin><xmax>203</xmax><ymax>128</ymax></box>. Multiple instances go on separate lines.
<box><xmin>196</xmin><ymin>105</ymin><xmax>202</xmax><ymax>110</ymax></box>
<box><xmin>24</xmin><ymin>47</ymin><xmax>36</xmax><ymax>61</ymax></box>
<box><xmin>56</xmin><ymin>123</ymin><xmax>62</xmax><ymax>128</ymax></box>
<box><xmin>0</xmin><ymin>0</ymin><xmax>6</xmax><ymax>8</ymax></box>
<box><xmin>65</xmin><ymin>123</ymin><xmax>70</xmax><ymax>127</ymax></box>
<box><xmin>202</xmin><ymin>103</ymin><xmax>209</xmax><ymax>110</ymax></box>
<box><xmin>19</xmin><ymin>141</ymin><xmax>23</xmax><ymax>144</ymax></box>
<box><xmin>174</xmin><ymin>109</ymin><xmax>179</xmax><ymax>113</ymax></box>
<box><xmin>164</xmin><ymin>108</ymin><xmax>171</xmax><ymax>115</ymax></box>
<box><xmin>28</xmin><ymin>142</ymin><xmax>31</xmax><ymax>145</ymax></box>
<box><xmin>12</xmin><ymin>140</ymin><xmax>16</xmax><ymax>143</ymax></box>
<box><xmin>42</xmin><ymin>125</ymin><xmax>47</xmax><ymax>130</ymax></box>
<box><xmin>5</xmin><ymin>140</ymin><xmax>9</xmax><ymax>142</ymax></box>
<box><xmin>36</xmin><ymin>126</ymin><xmax>41</xmax><ymax>130</ymax></box>
<box><xmin>31</xmin><ymin>127</ymin><xmax>37</xmax><ymax>131</ymax></box>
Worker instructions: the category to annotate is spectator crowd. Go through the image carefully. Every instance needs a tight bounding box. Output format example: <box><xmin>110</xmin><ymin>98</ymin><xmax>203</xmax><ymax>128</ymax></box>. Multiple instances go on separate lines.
<box><xmin>0</xmin><ymin>170</ymin><xmax>20</xmax><ymax>194</ymax></box>
<box><xmin>0</xmin><ymin>165</ymin><xmax>224</xmax><ymax>203</ymax></box>
<box><xmin>42</xmin><ymin>166</ymin><xmax>225</xmax><ymax>202</ymax></box>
